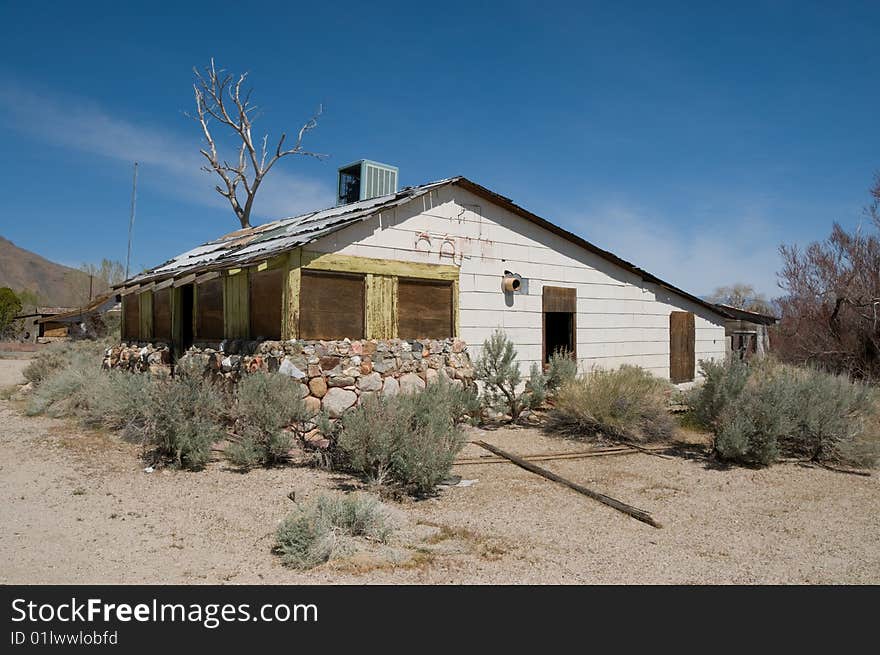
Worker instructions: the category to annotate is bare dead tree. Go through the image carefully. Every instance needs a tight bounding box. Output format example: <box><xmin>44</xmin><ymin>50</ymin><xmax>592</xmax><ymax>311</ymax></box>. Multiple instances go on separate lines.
<box><xmin>774</xmin><ymin>175</ymin><xmax>880</xmax><ymax>380</ymax></box>
<box><xmin>189</xmin><ymin>59</ymin><xmax>325</xmax><ymax>229</ymax></box>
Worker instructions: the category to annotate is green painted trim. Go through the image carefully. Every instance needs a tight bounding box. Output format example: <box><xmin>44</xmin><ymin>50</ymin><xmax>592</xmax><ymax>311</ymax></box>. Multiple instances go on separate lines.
<box><xmin>138</xmin><ymin>291</ymin><xmax>153</xmax><ymax>341</ymax></box>
<box><xmin>223</xmin><ymin>270</ymin><xmax>249</xmax><ymax>338</ymax></box>
<box><xmin>282</xmin><ymin>249</ymin><xmax>302</xmax><ymax>340</ymax></box>
<box><xmin>302</xmin><ymin>250</ymin><xmax>459</xmax><ymax>280</ymax></box>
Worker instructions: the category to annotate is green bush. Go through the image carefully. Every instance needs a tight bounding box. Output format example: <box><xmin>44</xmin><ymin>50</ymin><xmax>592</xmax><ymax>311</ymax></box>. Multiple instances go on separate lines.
<box><xmin>227</xmin><ymin>373</ymin><xmax>310</xmax><ymax>469</ymax></box>
<box><xmin>688</xmin><ymin>357</ymin><xmax>750</xmax><ymax>430</ymax></box>
<box><xmin>132</xmin><ymin>375</ymin><xmax>228</xmax><ymax>470</ymax></box>
<box><xmin>546</xmin><ymin>365</ymin><xmax>675</xmax><ymax>442</ymax></box>
<box><xmin>690</xmin><ymin>358</ymin><xmax>879</xmax><ymax>467</ymax></box>
<box><xmin>337</xmin><ymin>380</ymin><xmax>468</xmax><ymax>495</ymax></box>
<box><xmin>274</xmin><ymin>493</ymin><xmax>392</xmax><ymax>569</ymax></box>
<box><xmin>475</xmin><ymin>329</ymin><xmax>538</xmax><ymax>420</ymax></box>
<box><xmin>546</xmin><ymin>349</ymin><xmax>577</xmax><ymax>393</ymax></box>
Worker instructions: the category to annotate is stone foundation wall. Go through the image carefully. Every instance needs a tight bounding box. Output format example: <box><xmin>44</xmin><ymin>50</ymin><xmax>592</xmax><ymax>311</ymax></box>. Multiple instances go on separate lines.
<box><xmin>103</xmin><ymin>338</ymin><xmax>474</xmax><ymax>418</ymax></box>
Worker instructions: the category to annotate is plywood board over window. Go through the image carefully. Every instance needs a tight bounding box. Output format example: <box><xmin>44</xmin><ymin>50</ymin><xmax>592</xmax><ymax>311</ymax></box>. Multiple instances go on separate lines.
<box><xmin>152</xmin><ymin>288</ymin><xmax>172</xmax><ymax>341</ymax></box>
<box><xmin>122</xmin><ymin>295</ymin><xmax>139</xmax><ymax>341</ymax></box>
<box><xmin>397</xmin><ymin>279</ymin><xmax>454</xmax><ymax>339</ymax></box>
<box><xmin>670</xmin><ymin>311</ymin><xmax>695</xmax><ymax>383</ymax></box>
<box><xmin>299</xmin><ymin>271</ymin><xmax>365</xmax><ymax>340</ymax></box>
<box><xmin>196</xmin><ymin>278</ymin><xmax>224</xmax><ymax>340</ymax></box>
<box><xmin>249</xmin><ymin>267</ymin><xmax>283</xmax><ymax>339</ymax></box>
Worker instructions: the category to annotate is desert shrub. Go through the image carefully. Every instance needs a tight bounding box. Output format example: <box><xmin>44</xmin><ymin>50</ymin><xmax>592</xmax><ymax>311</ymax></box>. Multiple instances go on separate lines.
<box><xmin>546</xmin><ymin>365</ymin><xmax>675</xmax><ymax>442</ymax></box>
<box><xmin>712</xmin><ymin>370</ymin><xmax>791</xmax><ymax>465</ymax></box>
<box><xmin>25</xmin><ymin>363</ymin><xmax>92</xmax><ymax>417</ymax></box>
<box><xmin>545</xmin><ymin>349</ymin><xmax>578</xmax><ymax>393</ymax></box>
<box><xmin>475</xmin><ymin>329</ymin><xmax>535</xmax><ymax>421</ymax></box>
<box><xmin>227</xmin><ymin>373</ymin><xmax>310</xmax><ymax>469</ymax></box>
<box><xmin>689</xmin><ymin>358</ymin><xmax>879</xmax><ymax>467</ymax></box>
<box><xmin>688</xmin><ymin>358</ymin><xmax>751</xmax><ymax>429</ymax></box>
<box><xmin>274</xmin><ymin>493</ymin><xmax>392</xmax><ymax>569</ymax></box>
<box><xmin>337</xmin><ymin>380</ymin><xmax>468</xmax><ymax>495</ymax></box>
<box><xmin>133</xmin><ymin>374</ymin><xmax>227</xmax><ymax>470</ymax></box>
<box><xmin>75</xmin><ymin>369</ymin><xmax>153</xmax><ymax>431</ymax></box>
<box><xmin>526</xmin><ymin>363</ymin><xmax>547</xmax><ymax>409</ymax></box>
<box><xmin>23</xmin><ymin>339</ymin><xmax>110</xmax><ymax>387</ymax></box>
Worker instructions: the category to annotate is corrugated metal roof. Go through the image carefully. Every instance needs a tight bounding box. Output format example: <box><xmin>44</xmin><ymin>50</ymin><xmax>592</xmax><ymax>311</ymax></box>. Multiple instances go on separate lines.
<box><xmin>116</xmin><ymin>176</ymin><xmax>731</xmax><ymax>320</ymax></box>
<box><xmin>119</xmin><ymin>178</ymin><xmax>454</xmax><ymax>287</ymax></box>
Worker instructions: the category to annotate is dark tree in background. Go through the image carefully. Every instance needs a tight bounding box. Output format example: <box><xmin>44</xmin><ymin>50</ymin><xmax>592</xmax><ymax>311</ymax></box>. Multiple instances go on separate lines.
<box><xmin>0</xmin><ymin>287</ymin><xmax>23</xmax><ymax>338</ymax></box>
<box><xmin>774</xmin><ymin>175</ymin><xmax>880</xmax><ymax>380</ymax></box>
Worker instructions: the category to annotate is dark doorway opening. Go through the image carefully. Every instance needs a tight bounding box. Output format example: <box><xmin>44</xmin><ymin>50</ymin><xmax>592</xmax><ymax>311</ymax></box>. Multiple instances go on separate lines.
<box><xmin>179</xmin><ymin>284</ymin><xmax>194</xmax><ymax>356</ymax></box>
<box><xmin>544</xmin><ymin>311</ymin><xmax>574</xmax><ymax>363</ymax></box>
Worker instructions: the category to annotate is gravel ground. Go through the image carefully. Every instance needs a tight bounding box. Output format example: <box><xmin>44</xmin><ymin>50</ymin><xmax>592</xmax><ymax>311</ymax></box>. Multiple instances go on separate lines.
<box><xmin>0</xmin><ymin>358</ymin><xmax>29</xmax><ymax>387</ymax></box>
<box><xmin>0</xmin><ymin>357</ymin><xmax>878</xmax><ymax>584</ymax></box>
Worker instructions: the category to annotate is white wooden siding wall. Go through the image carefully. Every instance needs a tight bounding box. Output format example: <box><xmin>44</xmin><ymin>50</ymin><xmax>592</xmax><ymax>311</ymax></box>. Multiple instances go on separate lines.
<box><xmin>309</xmin><ymin>186</ymin><xmax>727</xmax><ymax>380</ymax></box>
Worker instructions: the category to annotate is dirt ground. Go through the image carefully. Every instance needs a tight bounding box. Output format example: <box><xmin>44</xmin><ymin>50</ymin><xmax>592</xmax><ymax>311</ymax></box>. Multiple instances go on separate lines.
<box><xmin>1</xmin><ymin>358</ymin><xmax>878</xmax><ymax>584</ymax></box>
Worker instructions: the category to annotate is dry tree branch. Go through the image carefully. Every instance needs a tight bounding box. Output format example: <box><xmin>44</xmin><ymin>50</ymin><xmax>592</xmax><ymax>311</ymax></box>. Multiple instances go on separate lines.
<box><xmin>188</xmin><ymin>58</ymin><xmax>326</xmax><ymax>229</ymax></box>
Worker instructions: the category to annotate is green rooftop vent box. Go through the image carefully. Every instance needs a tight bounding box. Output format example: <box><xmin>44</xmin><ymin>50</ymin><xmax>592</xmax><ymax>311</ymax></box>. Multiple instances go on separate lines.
<box><xmin>337</xmin><ymin>159</ymin><xmax>399</xmax><ymax>205</ymax></box>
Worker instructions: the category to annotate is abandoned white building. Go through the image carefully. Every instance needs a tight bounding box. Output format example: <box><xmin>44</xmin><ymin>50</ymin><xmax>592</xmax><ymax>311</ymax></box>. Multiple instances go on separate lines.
<box><xmin>113</xmin><ymin>161</ymin><xmax>734</xmax><ymax>384</ymax></box>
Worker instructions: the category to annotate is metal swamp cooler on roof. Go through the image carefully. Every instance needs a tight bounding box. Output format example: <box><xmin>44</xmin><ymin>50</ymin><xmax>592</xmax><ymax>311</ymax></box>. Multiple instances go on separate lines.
<box><xmin>337</xmin><ymin>159</ymin><xmax>399</xmax><ymax>205</ymax></box>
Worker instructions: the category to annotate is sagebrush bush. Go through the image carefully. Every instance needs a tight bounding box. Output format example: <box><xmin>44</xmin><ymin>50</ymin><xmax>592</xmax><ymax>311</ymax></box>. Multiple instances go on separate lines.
<box><xmin>338</xmin><ymin>380</ymin><xmax>468</xmax><ymax>495</ymax></box>
<box><xmin>545</xmin><ymin>349</ymin><xmax>578</xmax><ymax>393</ymax></box>
<box><xmin>546</xmin><ymin>365</ymin><xmax>675</xmax><ymax>442</ymax></box>
<box><xmin>75</xmin><ymin>369</ymin><xmax>153</xmax><ymax>431</ymax></box>
<box><xmin>690</xmin><ymin>358</ymin><xmax>879</xmax><ymax>467</ymax></box>
<box><xmin>25</xmin><ymin>363</ymin><xmax>92</xmax><ymax>417</ymax></box>
<box><xmin>23</xmin><ymin>339</ymin><xmax>110</xmax><ymax>386</ymax></box>
<box><xmin>132</xmin><ymin>375</ymin><xmax>228</xmax><ymax>470</ymax></box>
<box><xmin>227</xmin><ymin>373</ymin><xmax>310</xmax><ymax>469</ymax></box>
<box><xmin>475</xmin><ymin>329</ymin><xmax>539</xmax><ymax>420</ymax></box>
<box><xmin>274</xmin><ymin>493</ymin><xmax>392</xmax><ymax>569</ymax></box>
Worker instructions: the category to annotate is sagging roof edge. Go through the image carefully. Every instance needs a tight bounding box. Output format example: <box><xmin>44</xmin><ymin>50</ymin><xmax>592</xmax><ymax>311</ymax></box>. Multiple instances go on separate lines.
<box><xmin>712</xmin><ymin>303</ymin><xmax>779</xmax><ymax>325</ymax></box>
<box><xmin>35</xmin><ymin>292</ymin><xmax>120</xmax><ymax>324</ymax></box>
<box><xmin>450</xmin><ymin>178</ymin><xmax>733</xmax><ymax>320</ymax></box>
<box><xmin>113</xmin><ymin>176</ymin><xmax>734</xmax><ymax>321</ymax></box>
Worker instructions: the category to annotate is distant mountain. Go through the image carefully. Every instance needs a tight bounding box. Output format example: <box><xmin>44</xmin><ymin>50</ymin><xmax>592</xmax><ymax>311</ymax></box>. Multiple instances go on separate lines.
<box><xmin>0</xmin><ymin>236</ymin><xmax>94</xmax><ymax>308</ymax></box>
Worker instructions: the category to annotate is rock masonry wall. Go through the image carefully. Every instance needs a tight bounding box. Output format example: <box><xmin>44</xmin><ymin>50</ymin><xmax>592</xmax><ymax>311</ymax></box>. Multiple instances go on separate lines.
<box><xmin>103</xmin><ymin>338</ymin><xmax>475</xmax><ymax>420</ymax></box>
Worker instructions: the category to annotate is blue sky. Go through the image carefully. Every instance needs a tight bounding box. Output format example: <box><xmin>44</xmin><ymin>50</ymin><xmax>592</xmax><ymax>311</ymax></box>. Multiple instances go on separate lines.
<box><xmin>1</xmin><ymin>1</ymin><xmax>877</xmax><ymax>298</ymax></box>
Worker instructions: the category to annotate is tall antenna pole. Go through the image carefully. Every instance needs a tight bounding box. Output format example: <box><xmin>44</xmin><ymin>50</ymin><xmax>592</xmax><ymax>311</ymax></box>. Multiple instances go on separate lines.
<box><xmin>125</xmin><ymin>162</ymin><xmax>138</xmax><ymax>279</ymax></box>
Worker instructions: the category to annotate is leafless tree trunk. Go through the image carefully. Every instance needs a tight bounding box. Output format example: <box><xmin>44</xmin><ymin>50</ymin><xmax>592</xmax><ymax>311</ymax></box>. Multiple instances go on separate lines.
<box><xmin>190</xmin><ymin>59</ymin><xmax>325</xmax><ymax>229</ymax></box>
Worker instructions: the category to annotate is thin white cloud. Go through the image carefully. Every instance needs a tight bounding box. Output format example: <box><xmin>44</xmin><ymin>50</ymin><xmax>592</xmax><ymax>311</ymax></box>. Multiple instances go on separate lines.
<box><xmin>565</xmin><ymin>201</ymin><xmax>783</xmax><ymax>299</ymax></box>
<box><xmin>0</xmin><ymin>83</ymin><xmax>334</xmax><ymax>221</ymax></box>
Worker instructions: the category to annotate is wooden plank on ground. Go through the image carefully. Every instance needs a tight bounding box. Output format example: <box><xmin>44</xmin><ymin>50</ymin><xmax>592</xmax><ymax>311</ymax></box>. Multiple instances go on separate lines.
<box><xmin>473</xmin><ymin>440</ymin><xmax>661</xmax><ymax>528</ymax></box>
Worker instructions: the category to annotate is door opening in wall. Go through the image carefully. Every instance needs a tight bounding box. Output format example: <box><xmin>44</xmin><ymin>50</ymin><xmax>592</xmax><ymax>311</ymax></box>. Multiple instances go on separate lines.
<box><xmin>542</xmin><ymin>285</ymin><xmax>577</xmax><ymax>364</ymax></box>
<box><xmin>179</xmin><ymin>284</ymin><xmax>194</xmax><ymax>355</ymax></box>
<box><xmin>544</xmin><ymin>312</ymin><xmax>574</xmax><ymax>363</ymax></box>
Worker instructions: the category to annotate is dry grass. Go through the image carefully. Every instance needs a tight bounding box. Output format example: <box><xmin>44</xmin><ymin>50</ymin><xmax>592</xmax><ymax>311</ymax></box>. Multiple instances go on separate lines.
<box><xmin>1</xmin><ymin>384</ymin><xmax>878</xmax><ymax>584</ymax></box>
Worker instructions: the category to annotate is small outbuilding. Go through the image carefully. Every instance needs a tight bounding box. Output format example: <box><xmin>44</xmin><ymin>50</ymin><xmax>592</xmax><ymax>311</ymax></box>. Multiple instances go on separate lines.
<box><xmin>714</xmin><ymin>304</ymin><xmax>779</xmax><ymax>360</ymax></box>
<box><xmin>114</xmin><ymin>163</ymin><xmax>736</xmax><ymax>383</ymax></box>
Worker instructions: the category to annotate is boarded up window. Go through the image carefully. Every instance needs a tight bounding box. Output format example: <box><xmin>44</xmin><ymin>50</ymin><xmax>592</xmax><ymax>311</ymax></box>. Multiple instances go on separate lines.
<box><xmin>669</xmin><ymin>311</ymin><xmax>695</xmax><ymax>383</ymax></box>
<box><xmin>299</xmin><ymin>271</ymin><xmax>365</xmax><ymax>340</ymax></box>
<box><xmin>122</xmin><ymin>295</ymin><xmax>139</xmax><ymax>340</ymax></box>
<box><xmin>152</xmin><ymin>288</ymin><xmax>172</xmax><ymax>341</ymax></box>
<box><xmin>196</xmin><ymin>278</ymin><xmax>224</xmax><ymax>340</ymax></box>
<box><xmin>249</xmin><ymin>267</ymin><xmax>283</xmax><ymax>339</ymax></box>
<box><xmin>398</xmin><ymin>279</ymin><xmax>453</xmax><ymax>339</ymax></box>
<box><xmin>542</xmin><ymin>286</ymin><xmax>577</xmax><ymax>313</ymax></box>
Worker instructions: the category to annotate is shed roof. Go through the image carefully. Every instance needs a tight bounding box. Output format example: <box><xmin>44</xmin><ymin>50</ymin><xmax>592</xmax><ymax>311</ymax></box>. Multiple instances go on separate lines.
<box><xmin>713</xmin><ymin>303</ymin><xmax>779</xmax><ymax>325</ymax></box>
<box><xmin>115</xmin><ymin>176</ymin><xmax>732</xmax><ymax>320</ymax></box>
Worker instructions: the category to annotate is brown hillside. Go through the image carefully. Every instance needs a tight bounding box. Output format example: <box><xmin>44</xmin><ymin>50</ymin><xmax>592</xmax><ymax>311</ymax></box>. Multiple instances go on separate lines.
<box><xmin>0</xmin><ymin>236</ymin><xmax>94</xmax><ymax>307</ymax></box>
